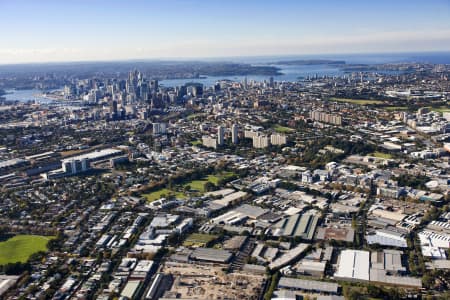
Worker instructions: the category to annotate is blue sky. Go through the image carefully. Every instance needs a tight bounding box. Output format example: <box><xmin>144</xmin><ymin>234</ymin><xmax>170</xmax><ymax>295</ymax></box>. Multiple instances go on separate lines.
<box><xmin>0</xmin><ymin>0</ymin><xmax>449</xmax><ymax>63</ymax></box>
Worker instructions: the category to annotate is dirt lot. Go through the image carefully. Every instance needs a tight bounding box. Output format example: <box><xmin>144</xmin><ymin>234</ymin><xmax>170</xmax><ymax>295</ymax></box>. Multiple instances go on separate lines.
<box><xmin>162</xmin><ymin>262</ymin><xmax>266</xmax><ymax>299</ymax></box>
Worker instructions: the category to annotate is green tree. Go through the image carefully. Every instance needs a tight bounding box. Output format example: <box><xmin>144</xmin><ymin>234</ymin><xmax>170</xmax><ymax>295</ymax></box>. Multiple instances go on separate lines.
<box><xmin>204</xmin><ymin>181</ymin><xmax>216</xmax><ymax>192</ymax></box>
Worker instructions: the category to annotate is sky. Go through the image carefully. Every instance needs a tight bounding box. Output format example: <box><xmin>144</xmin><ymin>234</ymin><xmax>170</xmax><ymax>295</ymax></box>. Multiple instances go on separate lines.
<box><xmin>0</xmin><ymin>0</ymin><xmax>449</xmax><ymax>64</ymax></box>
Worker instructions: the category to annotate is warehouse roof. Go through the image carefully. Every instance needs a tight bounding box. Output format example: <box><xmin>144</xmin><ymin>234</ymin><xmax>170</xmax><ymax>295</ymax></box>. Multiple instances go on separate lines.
<box><xmin>370</xmin><ymin>269</ymin><xmax>422</xmax><ymax>288</ymax></box>
<box><xmin>0</xmin><ymin>158</ymin><xmax>28</xmax><ymax>169</ymax></box>
<box><xmin>191</xmin><ymin>248</ymin><xmax>233</xmax><ymax>263</ymax></box>
<box><xmin>278</xmin><ymin>277</ymin><xmax>339</xmax><ymax>294</ymax></box>
<box><xmin>366</xmin><ymin>230</ymin><xmax>408</xmax><ymax>248</ymax></box>
<box><xmin>61</xmin><ymin>148</ymin><xmax>122</xmax><ymax>163</ymax></box>
<box><xmin>269</xmin><ymin>243</ymin><xmax>309</xmax><ymax>270</ymax></box>
<box><xmin>234</xmin><ymin>204</ymin><xmax>268</xmax><ymax>219</ymax></box>
<box><xmin>334</xmin><ymin>249</ymin><xmax>370</xmax><ymax>281</ymax></box>
<box><xmin>371</xmin><ymin>250</ymin><xmax>405</xmax><ymax>272</ymax></box>
<box><xmin>296</xmin><ymin>260</ymin><xmax>326</xmax><ymax>274</ymax></box>
<box><xmin>223</xmin><ymin>235</ymin><xmax>247</xmax><ymax>250</ymax></box>
<box><xmin>120</xmin><ymin>280</ymin><xmax>142</xmax><ymax>299</ymax></box>
<box><xmin>211</xmin><ymin>191</ymin><xmax>248</xmax><ymax>208</ymax></box>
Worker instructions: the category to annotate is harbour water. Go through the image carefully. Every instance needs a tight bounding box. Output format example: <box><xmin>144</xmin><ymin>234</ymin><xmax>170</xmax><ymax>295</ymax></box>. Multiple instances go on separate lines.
<box><xmin>161</xmin><ymin>51</ymin><xmax>450</xmax><ymax>87</ymax></box>
<box><xmin>160</xmin><ymin>63</ymin><xmax>344</xmax><ymax>87</ymax></box>
<box><xmin>2</xmin><ymin>89</ymin><xmax>54</xmax><ymax>103</ymax></box>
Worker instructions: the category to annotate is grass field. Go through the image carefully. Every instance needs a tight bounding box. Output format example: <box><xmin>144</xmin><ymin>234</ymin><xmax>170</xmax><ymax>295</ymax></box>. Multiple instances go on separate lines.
<box><xmin>430</xmin><ymin>106</ymin><xmax>450</xmax><ymax>113</ymax></box>
<box><xmin>187</xmin><ymin>113</ymin><xmax>206</xmax><ymax>120</ymax></box>
<box><xmin>184</xmin><ymin>172</ymin><xmax>235</xmax><ymax>192</ymax></box>
<box><xmin>190</xmin><ymin>140</ymin><xmax>202</xmax><ymax>146</ymax></box>
<box><xmin>273</xmin><ymin>124</ymin><xmax>295</xmax><ymax>133</ymax></box>
<box><xmin>330</xmin><ymin>97</ymin><xmax>382</xmax><ymax>105</ymax></box>
<box><xmin>183</xmin><ymin>233</ymin><xmax>218</xmax><ymax>247</ymax></box>
<box><xmin>143</xmin><ymin>188</ymin><xmax>186</xmax><ymax>202</ymax></box>
<box><xmin>185</xmin><ymin>179</ymin><xmax>208</xmax><ymax>192</ymax></box>
<box><xmin>143</xmin><ymin>172</ymin><xmax>235</xmax><ymax>202</ymax></box>
<box><xmin>369</xmin><ymin>151</ymin><xmax>393</xmax><ymax>159</ymax></box>
<box><xmin>384</xmin><ymin>106</ymin><xmax>408</xmax><ymax>111</ymax></box>
<box><xmin>0</xmin><ymin>235</ymin><xmax>54</xmax><ymax>265</ymax></box>
<box><xmin>60</xmin><ymin>149</ymin><xmax>85</xmax><ymax>157</ymax></box>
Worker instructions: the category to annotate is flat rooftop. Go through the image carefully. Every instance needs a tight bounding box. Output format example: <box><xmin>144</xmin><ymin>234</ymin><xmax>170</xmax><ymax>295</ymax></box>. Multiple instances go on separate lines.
<box><xmin>334</xmin><ymin>249</ymin><xmax>370</xmax><ymax>281</ymax></box>
<box><xmin>278</xmin><ymin>277</ymin><xmax>339</xmax><ymax>294</ymax></box>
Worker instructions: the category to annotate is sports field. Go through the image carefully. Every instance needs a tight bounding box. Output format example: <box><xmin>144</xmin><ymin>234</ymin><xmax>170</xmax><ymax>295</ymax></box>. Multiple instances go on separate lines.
<box><xmin>430</xmin><ymin>106</ymin><xmax>450</xmax><ymax>113</ymax></box>
<box><xmin>0</xmin><ymin>235</ymin><xmax>54</xmax><ymax>265</ymax></box>
<box><xmin>143</xmin><ymin>172</ymin><xmax>236</xmax><ymax>202</ymax></box>
<box><xmin>143</xmin><ymin>188</ymin><xmax>186</xmax><ymax>202</ymax></box>
<box><xmin>330</xmin><ymin>97</ymin><xmax>382</xmax><ymax>105</ymax></box>
<box><xmin>184</xmin><ymin>172</ymin><xmax>235</xmax><ymax>192</ymax></box>
<box><xmin>273</xmin><ymin>124</ymin><xmax>295</xmax><ymax>133</ymax></box>
<box><xmin>183</xmin><ymin>233</ymin><xmax>218</xmax><ymax>247</ymax></box>
<box><xmin>369</xmin><ymin>151</ymin><xmax>392</xmax><ymax>159</ymax></box>
<box><xmin>384</xmin><ymin>106</ymin><xmax>408</xmax><ymax>111</ymax></box>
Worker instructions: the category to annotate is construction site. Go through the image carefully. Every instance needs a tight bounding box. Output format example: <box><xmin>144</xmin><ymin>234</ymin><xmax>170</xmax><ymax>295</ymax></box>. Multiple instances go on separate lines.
<box><xmin>161</xmin><ymin>262</ymin><xmax>267</xmax><ymax>299</ymax></box>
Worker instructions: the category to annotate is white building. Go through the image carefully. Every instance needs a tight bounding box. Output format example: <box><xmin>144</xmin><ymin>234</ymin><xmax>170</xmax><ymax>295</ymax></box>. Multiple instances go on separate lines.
<box><xmin>271</xmin><ymin>133</ymin><xmax>287</xmax><ymax>146</ymax></box>
<box><xmin>253</xmin><ymin>135</ymin><xmax>269</xmax><ymax>148</ymax></box>
<box><xmin>202</xmin><ymin>136</ymin><xmax>217</xmax><ymax>149</ymax></box>
<box><xmin>244</xmin><ymin>130</ymin><xmax>259</xmax><ymax>139</ymax></box>
<box><xmin>62</xmin><ymin>158</ymin><xmax>89</xmax><ymax>175</ymax></box>
<box><xmin>152</xmin><ymin>122</ymin><xmax>167</xmax><ymax>135</ymax></box>
<box><xmin>334</xmin><ymin>250</ymin><xmax>370</xmax><ymax>281</ymax></box>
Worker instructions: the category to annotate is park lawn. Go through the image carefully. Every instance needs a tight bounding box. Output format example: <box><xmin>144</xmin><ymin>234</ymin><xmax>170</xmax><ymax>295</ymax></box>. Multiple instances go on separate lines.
<box><xmin>207</xmin><ymin>171</ymin><xmax>235</xmax><ymax>185</ymax></box>
<box><xmin>273</xmin><ymin>124</ymin><xmax>295</xmax><ymax>133</ymax></box>
<box><xmin>330</xmin><ymin>97</ymin><xmax>382</xmax><ymax>105</ymax></box>
<box><xmin>185</xmin><ymin>179</ymin><xmax>208</xmax><ymax>192</ymax></box>
<box><xmin>187</xmin><ymin>113</ymin><xmax>206</xmax><ymax>120</ymax></box>
<box><xmin>370</xmin><ymin>151</ymin><xmax>393</xmax><ymax>159</ymax></box>
<box><xmin>60</xmin><ymin>149</ymin><xmax>85</xmax><ymax>157</ymax></box>
<box><xmin>430</xmin><ymin>106</ymin><xmax>450</xmax><ymax>113</ymax></box>
<box><xmin>183</xmin><ymin>233</ymin><xmax>218</xmax><ymax>247</ymax></box>
<box><xmin>191</xmin><ymin>140</ymin><xmax>202</xmax><ymax>146</ymax></box>
<box><xmin>143</xmin><ymin>188</ymin><xmax>186</xmax><ymax>202</ymax></box>
<box><xmin>184</xmin><ymin>172</ymin><xmax>236</xmax><ymax>192</ymax></box>
<box><xmin>0</xmin><ymin>235</ymin><xmax>54</xmax><ymax>265</ymax></box>
<box><xmin>144</xmin><ymin>171</ymin><xmax>236</xmax><ymax>201</ymax></box>
<box><xmin>384</xmin><ymin>106</ymin><xmax>408</xmax><ymax>111</ymax></box>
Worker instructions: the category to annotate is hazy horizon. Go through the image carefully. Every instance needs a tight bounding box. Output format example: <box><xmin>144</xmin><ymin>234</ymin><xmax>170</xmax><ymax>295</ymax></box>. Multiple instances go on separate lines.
<box><xmin>1</xmin><ymin>0</ymin><xmax>449</xmax><ymax>64</ymax></box>
<box><xmin>0</xmin><ymin>50</ymin><xmax>450</xmax><ymax>67</ymax></box>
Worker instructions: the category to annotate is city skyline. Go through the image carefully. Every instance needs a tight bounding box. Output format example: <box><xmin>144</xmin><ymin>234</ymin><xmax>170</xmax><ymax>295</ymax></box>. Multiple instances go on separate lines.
<box><xmin>1</xmin><ymin>0</ymin><xmax>450</xmax><ymax>64</ymax></box>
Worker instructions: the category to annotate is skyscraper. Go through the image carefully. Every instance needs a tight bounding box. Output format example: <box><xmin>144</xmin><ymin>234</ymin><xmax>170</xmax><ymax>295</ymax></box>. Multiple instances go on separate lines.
<box><xmin>150</xmin><ymin>80</ymin><xmax>159</xmax><ymax>93</ymax></box>
<box><xmin>152</xmin><ymin>122</ymin><xmax>167</xmax><ymax>135</ymax></box>
<box><xmin>217</xmin><ymin>125</ymin><xmax>224</xmax><ymax>145</ymax></box>
<box><xmin>232</xmin><ymin>124</ymin><xmax>238</xmax><ymax>144</ymax></box>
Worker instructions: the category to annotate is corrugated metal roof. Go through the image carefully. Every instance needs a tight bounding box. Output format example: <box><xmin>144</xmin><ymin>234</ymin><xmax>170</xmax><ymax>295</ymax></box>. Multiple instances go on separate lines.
<box><xmin>334</xmin><ymin>250</ymin><xmax>370</xmax><ymax>281</ymax></box>
<box><xmin>278</xmin><ymin>277</ymin><xmax>338</xmax><ymax>293</ymax></box>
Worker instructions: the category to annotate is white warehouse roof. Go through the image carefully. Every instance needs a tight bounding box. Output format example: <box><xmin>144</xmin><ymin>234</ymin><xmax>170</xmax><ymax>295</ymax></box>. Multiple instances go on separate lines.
<box><xmin>334</xmin><ymin>249</ymin><xmax>370</xmax><ymax>281</ymax></box>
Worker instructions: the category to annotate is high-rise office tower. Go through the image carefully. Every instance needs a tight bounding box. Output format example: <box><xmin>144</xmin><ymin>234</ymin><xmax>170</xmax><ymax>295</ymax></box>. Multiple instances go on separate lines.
<box><xmin>140</xmin><ymin>83</ymin><xmax>149</xmax><ymax>102</ymax></box>
<box><xmin>111</xmin><ymin>100</ymin><xmax>118</xmax><ymax>119</ymax></box>
<box><xmin>232</xmin><ymin>124</ymin><xmax>238</xmax><ymax>144</ymax></box>
<box><xmin>217</xmin><ymin>125</ymin><xmax>224</xmax><ymax>145</ymax></box>
<box><xmin>243</xmin><ymin>77</ymin><xmax>248</xmax><ymax>90</ymax></box>
<box><xmin>150</xmin><ymin>80</ymin><xmax>159</xmax><ymax>93</ymax></box>
<box><xmin>152</xmin><ymin>122</ymin><xmax>167</xmax><ymax>135</ymax></box>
